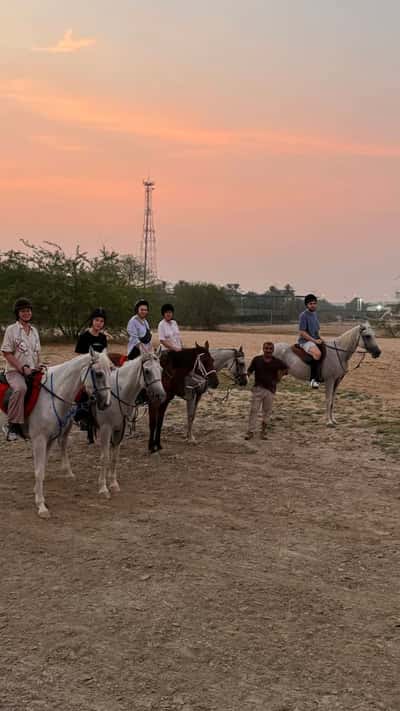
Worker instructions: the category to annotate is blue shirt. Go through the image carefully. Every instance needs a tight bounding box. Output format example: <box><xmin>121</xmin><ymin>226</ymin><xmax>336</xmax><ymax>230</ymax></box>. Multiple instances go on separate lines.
<box><xmin>298</xmin><ymin>309</ymin><xmax>320</xmax><ymax>345</ymax></box>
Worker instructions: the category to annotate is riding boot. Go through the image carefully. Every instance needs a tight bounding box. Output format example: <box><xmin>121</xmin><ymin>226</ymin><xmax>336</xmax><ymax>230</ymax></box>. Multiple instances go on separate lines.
<box><xmin>310</xmin><ymin>359</ymin><xmax>321</xmax><ymax>383</ymax></box>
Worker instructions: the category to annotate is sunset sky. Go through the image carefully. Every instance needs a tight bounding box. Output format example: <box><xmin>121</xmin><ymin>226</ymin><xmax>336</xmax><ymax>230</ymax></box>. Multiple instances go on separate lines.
<box><xmin>1</xmin><ymin>1</ymin><xmax>400</xmax><ymax>301</ymax></box>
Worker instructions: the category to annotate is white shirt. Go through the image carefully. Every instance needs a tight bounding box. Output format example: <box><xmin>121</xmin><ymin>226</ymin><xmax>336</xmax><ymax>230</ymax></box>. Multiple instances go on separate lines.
<box><xmin>158</xmin><ymin>319</ymin><xmax>182</xmax><ymax>351</ymax></box>
<box><xmin>126</xmin><ymin>316</ymin><xmax>153</xmax><ymax>354</ymax></box>
<box><xmin>1</xmin><ymin>321</ymin><xmax>41</xmax><ymax>372</ymax></box>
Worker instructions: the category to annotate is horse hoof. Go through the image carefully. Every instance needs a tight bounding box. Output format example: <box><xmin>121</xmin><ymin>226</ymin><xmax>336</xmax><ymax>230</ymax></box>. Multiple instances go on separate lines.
<box><xmin>99</xmin><ymin>488</ymin><xmax>111</xmax><ymax>499</ymax></box>
<box><xmin>109</xmin><ymin>482</ymin><xmax>120</xmax><ymax>493</ymax></box>
<box><xmin>326</xmin><ymin>421</ymin><xmax>336</xmax><ymax>428</ymax></box>
<box><xmin>38</xmin><ymin>506</ymin><xmax>51</xmax><ymax>519</ymax></box>
<box><xmin>64</xmin><ymin>472</ymin><xmax>75</xmax><ymax>480</ymax></box>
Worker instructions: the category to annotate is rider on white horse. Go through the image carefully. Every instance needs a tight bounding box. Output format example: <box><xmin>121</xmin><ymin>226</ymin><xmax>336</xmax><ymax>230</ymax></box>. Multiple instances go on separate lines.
<box><xmin>1</xmin><ymin>298</ymin><xmax>41</xmax><ymax>441</ymax></box>
<box><xmin>298</xmin><ymin>293</ymin><xmax>323</xmax><ymax>389</ymax></box>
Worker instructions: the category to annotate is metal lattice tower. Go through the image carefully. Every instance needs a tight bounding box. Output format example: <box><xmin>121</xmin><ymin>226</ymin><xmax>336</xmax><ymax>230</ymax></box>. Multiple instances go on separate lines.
<box><xmin>139</xmin><ymin>179</ymin><xmax>157</xmax><ymax>288</ymax></box>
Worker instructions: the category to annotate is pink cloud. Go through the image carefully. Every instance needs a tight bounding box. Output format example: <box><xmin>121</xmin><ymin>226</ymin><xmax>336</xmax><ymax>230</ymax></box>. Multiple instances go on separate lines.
<box><xmin>33</xmin><ymin>29</ymin><xmax>96</xmax><ymax>54</ymax></box>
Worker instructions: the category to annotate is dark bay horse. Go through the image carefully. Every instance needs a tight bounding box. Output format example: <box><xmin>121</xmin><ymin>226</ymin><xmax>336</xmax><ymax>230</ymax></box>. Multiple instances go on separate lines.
<box><xmin>148</xmin><ymin>341</ymin><xmax>218</xmax><ymax>453</ymax></box>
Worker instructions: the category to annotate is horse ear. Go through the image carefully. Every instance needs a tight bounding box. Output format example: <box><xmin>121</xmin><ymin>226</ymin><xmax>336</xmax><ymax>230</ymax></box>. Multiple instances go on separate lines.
<box><xmin>195</xmin><ymin>341</ymin><xmax>199</xmax><ymax>348</ymax></box>
<box><xmin>205</xmin><ymin>340</ymin><xmax>209</xmax><ymax>350</ymax></box>
<box><xmin>89</xmin><ymin>345</ymin><xmax>97</xmax><ymax>359</ymax></box>
<box><xmin>239</xmin><ymin>345</ymin><xmax>243</xmax><ymax>353</ymax></box>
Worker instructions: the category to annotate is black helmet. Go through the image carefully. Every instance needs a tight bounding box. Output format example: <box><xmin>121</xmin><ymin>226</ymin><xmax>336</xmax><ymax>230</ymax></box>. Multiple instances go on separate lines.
<box><xmin>89</xmin><ymin>307</ymin><xmax>106</xmax><ymax>324</ymax></box>
<box><xmin>304</xmin><ymin>293</ymin><xmax>318</xmax><ymax>306</ymax></box>
<box><xmin>14</xmin><ymin>297</ymin><xmax>33</xmax><ymax>319</ymax></box>
<box><xmin>134</xmin><ymin>299</ymin><xmax>149</xmax><ymax>314</ymax></box>
<box><xmin>161</xmin><ymin>303</ymin><xmax>174</xmax><ymax>316</ymax></box>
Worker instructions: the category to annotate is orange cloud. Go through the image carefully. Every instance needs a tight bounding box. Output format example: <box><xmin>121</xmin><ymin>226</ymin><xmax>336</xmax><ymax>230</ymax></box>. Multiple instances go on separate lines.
<box><xmin>2</xmin><ymin>78</ymin><xmax>400</xmax><ymax>158</ymax></box>
<box><xmin>33</xmin><ymin>29</ymin><xmax>96</xmax><ymax>54</ymax></box>
<box><xmin>31</xmin><ymin>135</ymin><xmax>87</xmax><ymax>152</ymax></box>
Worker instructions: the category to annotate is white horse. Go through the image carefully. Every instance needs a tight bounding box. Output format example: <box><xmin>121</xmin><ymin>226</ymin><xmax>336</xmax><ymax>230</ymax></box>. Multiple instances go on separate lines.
<box><xmin>186</xmin><ymin>346</ymin><xmax>248</xmax><ymax>442</ymax></box>
<box><xmin>273</xmin><ymin>322</ymin><xmax>381</xmax><ymax>426</ymax></box>
<box><xmin>92</xmin><ymin>353</ymin><xmax>165</xmax><ymax>498</ymax></box>
<box><xmin>1</xmin><ymin>349</ymin><xmax>112</xmax><ymax>518</ymax></box>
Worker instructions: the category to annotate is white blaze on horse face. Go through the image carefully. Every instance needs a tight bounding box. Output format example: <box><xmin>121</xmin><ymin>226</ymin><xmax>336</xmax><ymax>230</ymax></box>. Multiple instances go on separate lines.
<box><xmin>82</xmin><ymin>351</ymin><xmax>112</xmax><ymax>410</ymax></box>
<box><xmin>142</xmin><ymin>355</ymin><xmax>165</xmax><ymax>402</ymax></box>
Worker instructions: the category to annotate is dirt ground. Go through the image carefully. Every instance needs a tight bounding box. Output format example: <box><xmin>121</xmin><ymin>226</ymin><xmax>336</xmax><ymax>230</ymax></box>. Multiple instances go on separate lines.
<box><xmin>1</xmin><ymin>328</ymin><xmax>400</xmax><ymax>711</ymax></box>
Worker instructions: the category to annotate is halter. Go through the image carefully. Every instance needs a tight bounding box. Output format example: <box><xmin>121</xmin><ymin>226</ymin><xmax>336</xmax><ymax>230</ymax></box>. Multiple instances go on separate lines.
<box><xmin>226</xmin><ymin>350</ymin><xmax>246</xmax><ymax>384</ymax></box>
<box><xmin>325</xmin><ymin>328</ymin><xmax>370</xmax><ymax>375</ymax></box>
<box><xmin>192</xmin><ymin>352</ymin><xmax>217</xmax><ymax>379</ymax></box>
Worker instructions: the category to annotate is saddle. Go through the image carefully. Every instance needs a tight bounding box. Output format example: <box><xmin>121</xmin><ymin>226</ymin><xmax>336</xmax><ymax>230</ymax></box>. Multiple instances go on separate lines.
<box><xmin>291</xmin><ymin>342</ymin><xmax>327</xmax><ymax>363</ymax></box>
<box><xmin>0</xmin><ymin>370</ymin><xmax>43</xmax><ymax>416</ymax></box>
<box><xmin>291</xmin><ymin>342</ymin><xmax>327</xmax><ymax>382</ymax></box>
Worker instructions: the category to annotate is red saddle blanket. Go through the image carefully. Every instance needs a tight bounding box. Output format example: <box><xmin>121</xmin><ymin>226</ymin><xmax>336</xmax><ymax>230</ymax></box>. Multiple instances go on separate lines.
<box><xmin>0</xmin><ymin>371</ymin><xmax>43</xmax><ymax>417</ymax></box>
<box><xmin>108</xmin><ymin>352</ymin><xmax>128</xmax><ymax>367</ymax></box>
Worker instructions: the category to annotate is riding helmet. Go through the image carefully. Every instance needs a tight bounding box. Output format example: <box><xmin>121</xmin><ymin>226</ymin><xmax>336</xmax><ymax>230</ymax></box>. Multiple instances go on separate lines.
<box><xmin>134</xmin><ymin>299</ymin><xmax>149</xmax><ymax>313</ymax></box>
<box><xmin>89</xmin><ymin>307</ymin><xmax>106</xmax><ymax>323</ymax></box>
<box><xmin>14</xmin><ymin>297</ymin><xmax>33</xmax><ymax>319</ymax></box>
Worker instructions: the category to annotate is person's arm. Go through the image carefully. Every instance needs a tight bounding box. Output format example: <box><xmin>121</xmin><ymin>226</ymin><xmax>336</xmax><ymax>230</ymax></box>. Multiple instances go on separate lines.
<box><xmin>275</xmin><ymin>358</ymin><xmax>289</xmax><ymax>375</ymax></box>
<box><xmin>2</xmin><ymin>351</ymin><xmax>24</xmax><ymax>373</ymax></box>
<box><xmin>75</xmin><ymin>333</ymin><xmax>86</xmax><ymax>354</ymax></box>
<box><xmin>127</xmin><ymin>318</ymin><xmax>140</xmax><ymax>347</ymax></box>
<box><xmin>158</xmin><ymin>321</ymin><xmax>179</xmax><ymax>351</ymax></box>
<box><xmin>247</xmin><ymin>357</ymin><xmax>256</xmax><ymax>377</ymax></box>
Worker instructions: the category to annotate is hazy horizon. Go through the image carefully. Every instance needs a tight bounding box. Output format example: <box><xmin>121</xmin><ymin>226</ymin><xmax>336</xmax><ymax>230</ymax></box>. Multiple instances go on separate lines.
<box><xmin>1</xmin><ymin>1</ymin><xmax>400</xmax><ymax>303</ymax></box>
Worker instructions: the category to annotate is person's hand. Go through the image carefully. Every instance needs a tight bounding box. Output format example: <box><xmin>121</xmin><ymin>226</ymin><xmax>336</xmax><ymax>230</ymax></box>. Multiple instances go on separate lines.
<box><xmin>315</xmin><ymin>338</ymin><xmax>323</xmax><ymax>345</ymax></box>
<box><xmin>22</xmin><ymin>365</ymin><xmax>32</xmax><ymax>376</ymax></box>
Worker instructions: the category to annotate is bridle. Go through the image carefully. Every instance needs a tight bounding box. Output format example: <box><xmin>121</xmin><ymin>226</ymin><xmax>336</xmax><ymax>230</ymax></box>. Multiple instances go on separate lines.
<box><xmin>192</xmin><ymin>352</ymin><xmax>217</xmax><ymax>380</ymax></box>
<box><xmin>111</xmin><ymin>356</ymin><xmax>163</xmax><ymax>415</ymax></box>
<box><xmin>226</xmin><ymin>350</ymin><xmax>246</xmax><ymax>385</ymax></box>
<box><xmin>41</xmin><ymin>357</ymin><xmax>111</xmax><ymax>438</ymax></box>
<box><xmin>326</xmin><ymin>328</ymin><xmax>371</xmax><ymax>375</ymax></box>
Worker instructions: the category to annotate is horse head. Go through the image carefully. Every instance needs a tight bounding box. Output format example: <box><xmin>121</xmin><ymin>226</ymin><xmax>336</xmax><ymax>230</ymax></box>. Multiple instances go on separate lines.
<box><xmin>141</xmin><ymin>353</ymin><xmax>166</xmax><ymax>403</ymax></box>
<box><xmin>194</xmin><ymin>341</ymin><xmax>219</xmax><ymax>389</ymax></box>
<box><xmin>360</xmin><ymin>322</ymin><xmax>381</xmax><ymax>359</ymax></box>
<box><xmin>82</xmin><ymin>348</ymin><xmax>112</xmax><ymax>410</ymax></box>
<box><xmin>233</xmin><ymin>346</ymin><xmax>248</xmax><ymax>386</ymax></box>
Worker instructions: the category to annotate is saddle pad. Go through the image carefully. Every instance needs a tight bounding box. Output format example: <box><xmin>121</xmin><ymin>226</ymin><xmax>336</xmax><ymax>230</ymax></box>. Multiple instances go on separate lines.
<box><xmin>0</xmin><ymin>371</ymin><xmax>43</xmax><ymax>416</ymax></box>
<box><xmin>108</xmin><ymin>352</ymin><xmax>128</xmax><ymax>367</ymax></box>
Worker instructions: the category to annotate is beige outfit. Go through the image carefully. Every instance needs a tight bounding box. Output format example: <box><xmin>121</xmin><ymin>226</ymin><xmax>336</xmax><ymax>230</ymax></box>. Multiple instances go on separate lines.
<box><xmin>1</xmin><ymin>322</ymin><xmax>41</xmax><ymax>423</ymax></box>
<box><xmin>248</xmin><ymin>386</ymin><xmax>274</xmax><ymax>433</ymax></box>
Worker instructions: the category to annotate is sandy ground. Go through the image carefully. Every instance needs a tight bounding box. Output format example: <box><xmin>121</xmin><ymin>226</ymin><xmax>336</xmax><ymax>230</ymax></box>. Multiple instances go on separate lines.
<box><xmin>1</xmin><ymin>329</ymin><xmax>400</xmax><ymax>711</ymax></box>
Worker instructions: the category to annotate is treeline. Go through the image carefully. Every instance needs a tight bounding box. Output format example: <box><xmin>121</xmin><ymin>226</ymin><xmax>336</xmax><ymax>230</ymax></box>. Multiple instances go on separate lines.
<box><xmin>0</xmin><ymin>242</ymin><xmax>235</xmax><ymax>336</ymax></box>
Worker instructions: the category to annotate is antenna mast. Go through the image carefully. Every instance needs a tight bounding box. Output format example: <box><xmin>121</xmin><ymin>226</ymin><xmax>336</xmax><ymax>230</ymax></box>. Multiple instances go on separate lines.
<box><xmin>140</xmin><ymin>179</ymin><xmax>157</xmax><ymax>289</ymax></box>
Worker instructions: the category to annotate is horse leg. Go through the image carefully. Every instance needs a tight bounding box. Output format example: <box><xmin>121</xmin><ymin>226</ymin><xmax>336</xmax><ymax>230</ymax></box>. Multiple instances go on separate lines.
<box><xmin>109</xmin><ymin>443</ymin><xmax>121</xmax><ymax>493</ymax></box>
<box><xmin>330</xmin><ymin>377</ymin><xmax>343</xmax><ymax>425</ymax></box>
<box><xmin>186</xmin><ymin>394</ymin><xmax>201</xmax><ymax>443</ymax></box>
<box><xmin>325</xmin><ymin>379</ymin><xmax>336</xmax><ymax>427</ymax></box>
<box><xmin>32</xmin><ymin>435</ymin><xmax>50</xmax><ymax>518</ymax></box>
<box><xmin>98</xmin><ymin>425</ymin><xmax>112</xmax><ymax>498</ymax></box>
<box><xmin>148</xmin><ymin>402</ymin><xmax>159</xmax><ymax>453</ymax></box>
<box><xmin>154</xmin><ymin>399</ymin><xmax>170</xmax><ymax>452</ymax></box>
<box><xmin>59</xmin><ymin>422</ymin><xmax>74</xmax><ymax>479</ymax></box>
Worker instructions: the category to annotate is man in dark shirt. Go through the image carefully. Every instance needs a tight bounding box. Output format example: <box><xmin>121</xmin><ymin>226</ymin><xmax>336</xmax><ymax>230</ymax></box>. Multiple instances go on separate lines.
<box><xmin>245</xmin><ymin>342</ymin><xmax>287</xmax><ymax>440</ymax></box>
<box><xmin>298</xmin><ymin>293</ymin><xmax>323</xmax><ymax>388</ymax></box>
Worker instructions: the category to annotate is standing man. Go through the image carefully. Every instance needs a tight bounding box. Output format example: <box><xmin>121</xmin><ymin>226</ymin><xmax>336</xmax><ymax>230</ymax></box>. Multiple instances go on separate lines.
<box><xmin>298</xmin><ymin>293</ymin><xmax>323</xmax><ymax>388</ymax></box>
<box><xmin>245</xmin><ymin>342</ymin><xmax>287</xmax><ymax>440</ymax></box>
<box><xmin>158</xmin><ymin>303</ymin><xmax>183</xmax><ymax>352</ymax></box>
<box><xmin>127</xmin><ymin>299</ymin><xmax>153</xmax><ymax>359</ymax></box>
<box><xmin>1</xmin><ymin>298</ymin><xmax>41</xmax><ymax>441</ymax></box>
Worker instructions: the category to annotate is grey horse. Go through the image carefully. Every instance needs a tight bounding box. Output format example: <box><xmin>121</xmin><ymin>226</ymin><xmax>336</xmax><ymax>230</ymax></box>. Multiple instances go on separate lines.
<box><xmin>273</xmin><ymin>322</ymin><xmax>381</xmax><ymax>426</ymax></box>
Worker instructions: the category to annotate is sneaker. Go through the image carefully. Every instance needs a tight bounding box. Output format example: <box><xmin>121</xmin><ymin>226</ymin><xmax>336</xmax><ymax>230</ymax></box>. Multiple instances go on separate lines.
<box><xmin>310</xmin><ymin>379</ymin><xmax>320</xmax><ymax>389</ymax></box>
<box><xmin>2</xmin><ymin>424</ymin><xmax>18</xmax><ymax>442</ymax></box>
<box><xmin>244</xmin><ymin>432</ymin><xmax>254</xmax><ymax>440</ymax></box>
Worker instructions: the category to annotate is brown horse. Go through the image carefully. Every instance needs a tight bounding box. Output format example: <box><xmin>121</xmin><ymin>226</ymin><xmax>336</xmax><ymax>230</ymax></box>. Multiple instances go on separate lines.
<box><xmin>148</xmin><ymin>341</ymin><xmax>218</xmax><ymax>453</ymax></box>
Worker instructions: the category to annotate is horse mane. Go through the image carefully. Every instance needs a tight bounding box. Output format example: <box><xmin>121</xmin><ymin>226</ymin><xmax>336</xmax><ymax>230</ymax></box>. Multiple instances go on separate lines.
<box><xmin>169</xmin><ymin>347</ymin><xmax>202</xmax><ymax>370</ymax></box>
